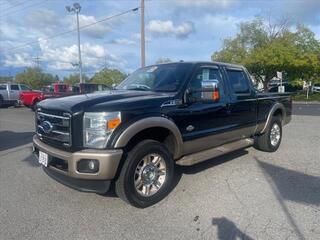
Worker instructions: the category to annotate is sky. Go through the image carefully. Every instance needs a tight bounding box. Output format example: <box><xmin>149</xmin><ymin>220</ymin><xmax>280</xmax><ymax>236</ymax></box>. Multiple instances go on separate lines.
<box><xmin>0</xmin><ymin>0</ymin><xmax>319</xmax><ymax>79</ymax></box>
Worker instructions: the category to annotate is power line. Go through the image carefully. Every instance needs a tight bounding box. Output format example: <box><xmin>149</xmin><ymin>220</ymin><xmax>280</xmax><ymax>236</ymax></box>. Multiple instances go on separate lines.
<box><xmin>1</xmin><ymin>1</ymin><xmax>25</xmax><ymax>12</ymax></box>
<box><xmin>4</xmin><ymin>7</ymin><xmax>140</xmax><ymax>52</ymax></box>
<box><xmin>0</xmin><ymin>0</ymin><xmax>49</xmax><ymax>18</ymax></box>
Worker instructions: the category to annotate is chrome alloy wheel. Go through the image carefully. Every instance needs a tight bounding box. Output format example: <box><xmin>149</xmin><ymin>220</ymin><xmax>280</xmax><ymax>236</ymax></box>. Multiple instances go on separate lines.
<box><xmin>270</xmin><ymin>123</ymin><xmax>281</xmax><ymax>146</ymax></box>
<box><xmin>134</xmin><ymin>153</ymin><xmax>166</xmax><ymax>197</ymax></box>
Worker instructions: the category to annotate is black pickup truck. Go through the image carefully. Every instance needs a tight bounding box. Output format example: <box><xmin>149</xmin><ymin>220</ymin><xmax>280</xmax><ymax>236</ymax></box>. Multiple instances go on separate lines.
<box><xmin>33</xmin><ymin>62</ymin><xmax>292</xmax><ymax>208</ymax></box>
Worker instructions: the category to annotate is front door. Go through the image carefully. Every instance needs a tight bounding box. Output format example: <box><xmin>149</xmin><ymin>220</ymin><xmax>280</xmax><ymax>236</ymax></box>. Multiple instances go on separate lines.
<box><xmin>166</xmin><ymin>65</ymin><xmax>233</xmax><ymax>155</ymax></box>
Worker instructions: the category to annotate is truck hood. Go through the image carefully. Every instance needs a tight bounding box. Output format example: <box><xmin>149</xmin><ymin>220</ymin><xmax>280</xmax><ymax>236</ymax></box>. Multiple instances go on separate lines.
<box><xmin>38</xmin><ymin>90</ymin><xmax>174</xmax><ymax>113</ymax></box>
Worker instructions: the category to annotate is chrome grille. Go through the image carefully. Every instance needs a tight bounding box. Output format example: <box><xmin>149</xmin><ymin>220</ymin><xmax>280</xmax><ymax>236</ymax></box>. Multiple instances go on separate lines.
<box><xmin>36</xmin><ymin>110</ymin><xmax>71</xmax><ymax>147</ymax></box>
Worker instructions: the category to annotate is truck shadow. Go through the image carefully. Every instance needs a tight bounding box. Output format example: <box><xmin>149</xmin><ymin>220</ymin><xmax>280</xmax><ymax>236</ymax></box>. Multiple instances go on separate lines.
<box><xmin>0</xmin><ymin>131</ymin><xmax>34</xmax><ymax>151</ymax></box>
<box><xmin>257</xmin><ymin>159</ymin><xmax>320</xmax><ymax>206</ymax></box>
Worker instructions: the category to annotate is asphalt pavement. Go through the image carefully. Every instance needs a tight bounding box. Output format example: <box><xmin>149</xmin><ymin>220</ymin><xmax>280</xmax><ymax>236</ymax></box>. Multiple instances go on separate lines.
<box><xmin>0</xmin><ymin>104</ymin><xmax>319</xmax><ymax>240</ymax></box>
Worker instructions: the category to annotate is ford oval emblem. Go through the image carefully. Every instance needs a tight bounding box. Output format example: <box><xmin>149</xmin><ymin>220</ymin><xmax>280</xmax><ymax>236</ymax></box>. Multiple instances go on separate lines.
<box><xmin>41</xmin><ymin>121</ymin><xmax>53</xmax><ymax>134</ymax></box>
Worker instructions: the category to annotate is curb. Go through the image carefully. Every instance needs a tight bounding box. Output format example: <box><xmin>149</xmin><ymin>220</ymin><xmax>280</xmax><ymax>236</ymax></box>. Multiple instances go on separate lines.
<box><xmin>293</xmin><ymin>101</ymin><xmax>320</xmax><ymax>105</ymax></box>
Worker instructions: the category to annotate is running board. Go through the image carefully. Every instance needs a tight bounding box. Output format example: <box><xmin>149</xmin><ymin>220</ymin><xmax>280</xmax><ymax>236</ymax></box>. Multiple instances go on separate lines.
<box><xmin>176</xmin><ymin>138</ymin><xmax>254</xmax><ymax>166</ymax></box>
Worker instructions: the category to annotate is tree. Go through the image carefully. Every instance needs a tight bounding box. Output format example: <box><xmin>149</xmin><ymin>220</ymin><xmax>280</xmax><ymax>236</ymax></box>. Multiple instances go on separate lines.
<box><xmin>63</xmin><ymin>74</ymin><xmax>89</xmax><ymax>85</ymax></box>
<box><xmin>212</xmin><ymin>17</ymin><xmax>320</xmax><ymax>89</ymax></box>
<box><xmin>90</xmin><ymin>68</ymin><xmax>127</xmax><ymax>86</ymax></box>
<box><xmin>15</xmin><ymin>67</ymin><xmax>56</xmax><ymax>89</ymax></box>
<box><xmin>0</xmin><ymin>76</ymin><xmax>13</xmax><ymax>83</ymax></box>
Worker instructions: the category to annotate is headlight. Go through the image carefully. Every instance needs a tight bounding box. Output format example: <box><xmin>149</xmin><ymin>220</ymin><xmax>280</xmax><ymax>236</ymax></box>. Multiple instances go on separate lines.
<box><xmin>83</xmin><ymin>112</ymin><xmax>121</xmax><ymax>148</ymax></box>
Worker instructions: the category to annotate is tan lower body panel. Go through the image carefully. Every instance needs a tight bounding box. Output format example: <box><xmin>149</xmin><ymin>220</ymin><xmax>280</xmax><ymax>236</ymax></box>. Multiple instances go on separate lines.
<box><xmin>176</xmin><ymin>138</ymin><xmax>254</xmax><ymax>166</ymax></box>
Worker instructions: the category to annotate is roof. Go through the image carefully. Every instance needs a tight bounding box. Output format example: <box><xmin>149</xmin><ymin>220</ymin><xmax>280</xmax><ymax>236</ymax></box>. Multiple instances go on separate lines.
<box><xmin>151</xmin><ymin>61</ymin><xmax>244</xmax><ymax>69</ymax></box>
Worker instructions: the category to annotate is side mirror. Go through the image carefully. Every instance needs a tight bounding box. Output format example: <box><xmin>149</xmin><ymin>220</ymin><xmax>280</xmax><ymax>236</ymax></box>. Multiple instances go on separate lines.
<box><xmin>201</xmin><ymin>80</ymin><xmax>220</xmax><ymax>101</ymax></box>
<box><xmin>112</xmin><ymin>83</ymin><xmax>117</xmax><ymax>90</ymax></box>
<box><xmin>189</xmin><ymin>80</ymin><xmax>220</xmax><ymax>103</ymax></box>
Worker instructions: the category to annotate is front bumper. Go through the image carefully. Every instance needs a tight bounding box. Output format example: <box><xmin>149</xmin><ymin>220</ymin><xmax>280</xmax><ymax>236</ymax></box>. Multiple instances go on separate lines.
<box><xmin>33</xmin><ymin>135</ymin><xmax>123</xmax><ymax>192</ymax></box>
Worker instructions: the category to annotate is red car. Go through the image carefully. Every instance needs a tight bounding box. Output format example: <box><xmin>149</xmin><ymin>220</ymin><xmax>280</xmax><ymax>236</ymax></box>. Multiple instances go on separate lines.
<box><xmin>20</xmin><ymin>83</ymin><xmax>109</xmax><ymax>110</ymax></box>
<box><xmin>20</xmin><ymin>83</ymin><xmax>72</xmax><ymax>110</ymax></box>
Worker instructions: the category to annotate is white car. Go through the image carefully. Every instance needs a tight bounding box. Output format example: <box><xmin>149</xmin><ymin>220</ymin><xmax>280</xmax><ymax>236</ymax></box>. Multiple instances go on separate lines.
<box><xmin>312</xmin><ymin>84</ymin><xmax>320</xmax><ymax>93</ymax></box>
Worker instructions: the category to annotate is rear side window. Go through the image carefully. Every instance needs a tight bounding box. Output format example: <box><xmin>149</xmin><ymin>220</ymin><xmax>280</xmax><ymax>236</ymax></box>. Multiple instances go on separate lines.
<box><xmin>0</xmin><ymin>85</ymin><xmax>6</xmax><ymax>90</ymax></box>
<box><xmin>226</xmin><ymin>70</ymin><xmax>250</xmax><ymax>94</ymax></box>
<box><xmin>10</xmin><ymin>85</ymin><xmax>19</xmax><ymax>90</ymax></box>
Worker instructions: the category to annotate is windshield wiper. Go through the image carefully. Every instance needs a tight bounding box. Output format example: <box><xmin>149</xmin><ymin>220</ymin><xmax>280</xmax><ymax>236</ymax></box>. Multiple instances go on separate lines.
<box><xmin>127</xmin><ymin>87</ymin><xmax>148</xmax><ymax>91</ymax></box>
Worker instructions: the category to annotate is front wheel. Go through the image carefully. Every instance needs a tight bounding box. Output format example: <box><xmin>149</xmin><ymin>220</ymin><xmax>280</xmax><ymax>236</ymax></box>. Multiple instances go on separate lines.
<box><xmin>115</xmin><ymin>140</ymin><xmax>174</xmax><ymax>208</ymax></box>
<box><xmin>254</xmin><ymin>116</ymin><xmax>282</xmax><ymax>152</ymax></box>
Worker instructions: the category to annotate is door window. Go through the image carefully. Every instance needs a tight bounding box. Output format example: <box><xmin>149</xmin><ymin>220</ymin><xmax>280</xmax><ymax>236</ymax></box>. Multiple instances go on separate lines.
<box><xmin>10</xmin><ymin>85</ymin><xmax>19</xmax><ymax>90</ymax></box>
<box><xmin>0</xmin><ymin>85</ymin><xmax>6</xmax><ymax>90</ymax></box>
<box><xmin>226</xmin><ymin>70</ymin><xmax>250</xmax><ymax>94</ymax></box>
<box><xmin>189</xmin><ymin>67</ymin><xmax>224</xmax><ymax>101</ymax></box>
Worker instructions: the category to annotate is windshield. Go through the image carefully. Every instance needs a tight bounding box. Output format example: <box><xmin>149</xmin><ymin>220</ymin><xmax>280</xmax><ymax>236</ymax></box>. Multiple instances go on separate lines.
<box><xmin>117</xmin><ymin>63</ymin><xmax>192</xmax><ymax>92</ymax></box>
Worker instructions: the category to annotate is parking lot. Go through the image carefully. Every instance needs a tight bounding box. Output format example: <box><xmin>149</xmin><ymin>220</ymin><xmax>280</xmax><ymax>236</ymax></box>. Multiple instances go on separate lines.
<box><xmin>0</xmin><ymin>104</ymin><xmax>319</xmax><ymax>240</ymax></box>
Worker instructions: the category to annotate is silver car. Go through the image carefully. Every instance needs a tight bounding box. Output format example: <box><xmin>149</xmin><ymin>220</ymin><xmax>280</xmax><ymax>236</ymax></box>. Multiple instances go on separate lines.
<box><xmin>312</xmin><ymin>83</ymin><xmax>320</xmax><ymax>93</ymax></box>
<box><xmin>0</xmin><ymin>83</ymin><xmax>32</xmax><ymax>107</ymax></box>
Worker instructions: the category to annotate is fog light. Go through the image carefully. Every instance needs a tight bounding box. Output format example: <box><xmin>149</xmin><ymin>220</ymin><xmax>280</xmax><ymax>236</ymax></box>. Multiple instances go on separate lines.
<box><xmin>77</xmin><ymin>159</ymin><xmax>99</xmax><ymax>173</ymax></box>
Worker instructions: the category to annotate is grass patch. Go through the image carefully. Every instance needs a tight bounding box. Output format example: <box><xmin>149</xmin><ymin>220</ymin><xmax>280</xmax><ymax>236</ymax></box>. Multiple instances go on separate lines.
<box><xmin>292</xmin><ymin>92</ymin><xmax>320</xmax><ymax>101</ymax></box>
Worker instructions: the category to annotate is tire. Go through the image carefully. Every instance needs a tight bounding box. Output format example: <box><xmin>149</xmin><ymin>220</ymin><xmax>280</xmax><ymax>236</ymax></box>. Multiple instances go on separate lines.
<box><xmin>254</xmin><ymin>116</ymin><xmax>282</xmax><ymax>152</ymax></box>
<box><xmin>32</xmin><ymin>99</ymin><xmax>39</xmax><ymax>111</ymax></box>
<box><xmin>115</xmin><ymin>140</ymin><xmax>174</xmax><ymax>208</ymax></box>
<box><xmin>0</xmin><ymin>96</ymin><xmax>3</xmax><ymax>108</ymax></box>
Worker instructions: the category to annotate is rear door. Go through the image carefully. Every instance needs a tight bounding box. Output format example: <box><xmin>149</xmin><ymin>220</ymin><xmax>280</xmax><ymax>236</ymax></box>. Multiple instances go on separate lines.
<box><xmin>9</xmin><ymin>84</ymin><xmax>20</xmax><ymax>101</ymax></box>
<box><xmin>223</xmin><ymin>67</ymin><xmax>257</xmax><ymax>139</ymax></box>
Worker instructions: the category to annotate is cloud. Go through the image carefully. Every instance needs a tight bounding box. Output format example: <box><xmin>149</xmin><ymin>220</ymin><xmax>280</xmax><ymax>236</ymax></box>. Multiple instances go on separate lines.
<box><xmin>26</xmin><ymin>9</ymin><xmax>60</xmax><ymax>30</ymax></box>
<box><xmin>65</xmin><ymin>14</ymin><xmax>110</xmax><ymax>39</ymax></box>
<box><xmin>109</xmin><ymin>38</ymin><xmax>136</xmax><ymax>45</ymax></box>
<box><xmin>37</xmin><ymin>39</ymin><xmax>125</xmax><ymax>71</ymax></box>
<box><xmin>147</xmin><ymin>20</ymin><xmax>195</xmax><ymax>39</ymax></box>
<box><xmin>3</xmin><ymin>53</ymin><xmax>33</xmax><ymax>67</ymax></box>
<box><xmin>282</xmin><ymin>0</ymin><xmax>320</xmax><ymax>25</ymax></box>
<box><xmin>174</xmin><ymin>0</ymin><xmax>235</xmax><ymax>8</ymax></box>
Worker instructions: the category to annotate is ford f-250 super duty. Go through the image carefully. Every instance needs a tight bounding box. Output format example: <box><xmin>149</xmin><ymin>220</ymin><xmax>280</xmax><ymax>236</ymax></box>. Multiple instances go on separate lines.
<box><xmin>33</xmin><ymin>62</ymin><xmax>292</xmax><ymax>208</ymax></box>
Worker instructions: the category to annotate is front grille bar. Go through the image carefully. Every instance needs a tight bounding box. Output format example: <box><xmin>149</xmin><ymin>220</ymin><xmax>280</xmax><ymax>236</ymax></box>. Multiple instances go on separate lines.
<box><xmin>37</xmin><ymin>111</ymin><xmax>72</xmax><ymax>147</ymax></box>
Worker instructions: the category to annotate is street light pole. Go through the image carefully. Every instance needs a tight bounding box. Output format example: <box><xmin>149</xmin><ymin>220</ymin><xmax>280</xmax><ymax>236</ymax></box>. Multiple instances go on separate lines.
<box><xmin>66</xmin><ymin>3</ymin><xmax>83</xmax><ymax>83</ymax></box>
<box><xmin>140</xmin><ymin>0</ymin><xmax>145</xmax><ymax>67</ymax></box>
<box><xmin>76</xmin><ymin>10</ymin><xmax>83</xmax><ymax>83</ymax></box>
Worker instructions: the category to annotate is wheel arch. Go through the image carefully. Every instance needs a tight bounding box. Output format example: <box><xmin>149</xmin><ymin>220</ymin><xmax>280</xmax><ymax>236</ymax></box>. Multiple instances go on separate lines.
<box><xmin>260</xmin><ymin>103</ymin><xmax>286</xmax><ymax>134</ymax></box>
<box><xmin>113</xmin><ymin>117</ymin><xmax>183</xmax><ymax>159</ymax></box>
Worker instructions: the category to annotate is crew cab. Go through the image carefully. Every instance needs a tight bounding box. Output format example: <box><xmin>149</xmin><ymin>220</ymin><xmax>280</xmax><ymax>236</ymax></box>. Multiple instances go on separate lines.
<box><xmin>0</xmin><ymin>83</ymin><xmax>32</xmax><ymax>107</ymax></box>
<box><xmin>33</xmin><ymin>62</ymin><xmax>292</xmax><ymax>208</ymax></box>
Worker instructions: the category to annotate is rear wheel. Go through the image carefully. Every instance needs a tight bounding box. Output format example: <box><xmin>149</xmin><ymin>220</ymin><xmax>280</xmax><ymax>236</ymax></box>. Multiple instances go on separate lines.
<box><xmin>254</xmin><ymin>116</ymin><xmax>282</xmax><ymax>152</ymax></box>
<box><xmin>115</xmin><ymin>140</ymin><xmax>174</xmax><ymax>208</ymax></box>
<box><xmin>0</xmin><ymin>96</ymin><xmax>3</xmax><ymax>108</ymax></box>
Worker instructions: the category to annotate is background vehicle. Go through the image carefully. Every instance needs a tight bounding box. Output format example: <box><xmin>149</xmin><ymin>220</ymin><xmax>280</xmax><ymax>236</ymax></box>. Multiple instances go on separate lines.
<box><xmin>20</xmin><ymin>83</ymin><xmax>110</xmax><ymax>110</ymax></box>
<box><xmin>71</xmin><ymin>83</ymin><xmax>110</xmax><ymax>94</ymax></box>
<box><xmin>268</xmin><ymin>82</ymin><xmax>302</xmax><ymax>93</ymax></box>
<box><xmin>312</xmin><ymin>83</ymin><xmax>320</xmax><ymax>93</ymax></box>
<box><xmin>20</xmin><ymin>83</ymin><xmax>72</xmax><ymax>110</ymax></box>
<box><xmin>0</xmin><ymin>83</ymin><xmax>32</xmax><ymax>108</ymax></box>
<box><xmin>33</xmin><ymin>62</ymin><xmax>292</xmax><ymax>208</ymax></box>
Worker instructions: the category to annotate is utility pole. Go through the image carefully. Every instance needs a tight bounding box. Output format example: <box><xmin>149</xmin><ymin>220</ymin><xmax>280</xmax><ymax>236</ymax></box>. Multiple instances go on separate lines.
<box><xmin>33</xmin><ymin>56</ymin><xmax>42</xmax><ymax>69</ymax></box>
<box><xmin>140</xmin><ymin>0</ymin><xmax>145</xmax><ymax>67</ymax></box>
<box><xmin>66</xmin><ymin>3</ymin><xmax>83</xmax><ymax>83</ymax></box>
